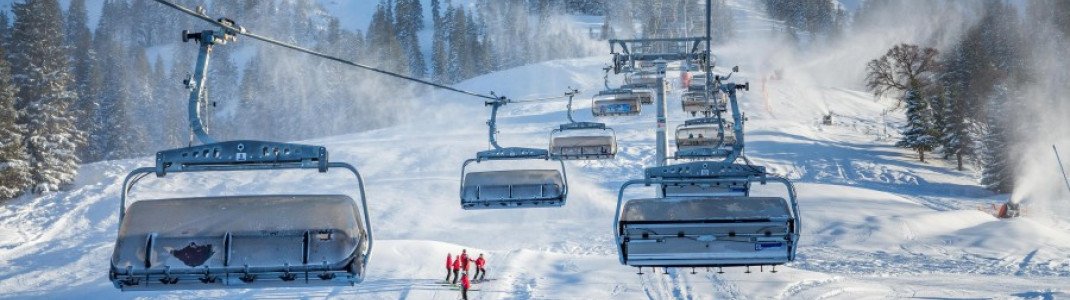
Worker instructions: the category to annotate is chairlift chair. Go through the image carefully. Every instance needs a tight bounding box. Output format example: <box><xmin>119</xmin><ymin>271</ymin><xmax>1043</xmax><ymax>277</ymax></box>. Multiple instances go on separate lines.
<box><xmin>110</xmin><ymin>27</ymin><xmax>374</xmax><ymax>291</ymax></box>
<box><xmin>549</xmin><ymin>89</ymin><xmax>618</xmax><ymax>160</ymax></box>
<box><xmin>613</xmin><ymin>162</ymin><xmax>800</xmax><ymax>268</ymax></box>
<box><xmin>461</xmin><ymin>99</ymin><xmax>569</xmax><ymax>209</ymax></box>
<box><xmin>621</xmin><ymin>84</ymin><xmax>655</xmax><ymax>104</ymax></box>
<box><xmin>625</xmin><ymin>71</ymin><xmax>658</xmax><ymax>88</ymax></box>
<box><xmin>111</xmin><ymin>141</ymin><xmax>373</xmax><ymax>290</ymax></box>
<box><xmin>592</xmin><ymin>89</ymin><xmax>643</xmax><ymax>117</ymax></box>
<box><xmin>674</xmin><ymin>117</ymin><xmax>735</xmax><ymax>159</ymax></box>
<box><xmin>681</xmin><ymin>91</ymin><xmax>715</xmax><ymax>116</ymax></box>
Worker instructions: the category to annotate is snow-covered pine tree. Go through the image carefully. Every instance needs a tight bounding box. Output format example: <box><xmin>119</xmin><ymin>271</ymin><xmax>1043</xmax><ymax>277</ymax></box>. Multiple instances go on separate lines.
<box><xmin>395</xmin><ymin>0</ymin><xmax>426</xmax><ymax>78</ymax></box>
<box><xmin>896</xmin><ymin>89</ymin><xmax>938</xmax><ymax>162</ymax></box>
<box><xmin>10</xmin><ymin>0</ymin><xmax>84</xmax><ymax>193</ymax></box>
<box><xmin>940</xmin><ymin>95</ymin><xmax>974</xmax><ymax>171</ymax></box>
<box><xmin>446</xmin><ymin>6</ymin><xmax>467</xmax><ymax>81</ymax></box>
<box><xmin>66</xmin><ymin>0</ymin><xmax>96</xmax><ymax>161</ymax></box>
<box><xmin>431</xmin><ymin>0</ymin><xmax>448</xmax><ymax>82</ymax></box>
<box><xmin>0</xmin><ymin>12</ymin><xmax>11</xmax><ymax>55</ymax></box>
<box><xmin>980</xmin><ymin>85</ymin><xmax>1015</xmax><ymax>193</ymax></box>
<box><xmin>0</xmin><ymin>45</ymin><xmax>32</xmax><ymax>200</ymax></box>
<box><xmin>367</xmin><ymin>1</ymin><xmax>408</xmax><ymax>75</ymax></box>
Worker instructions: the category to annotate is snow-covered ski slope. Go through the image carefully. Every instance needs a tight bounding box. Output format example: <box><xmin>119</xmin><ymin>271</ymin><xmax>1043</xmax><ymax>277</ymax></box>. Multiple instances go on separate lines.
<box><xmin>1</xmin><ymin>53</ymin><xmax>1068</xmax><ymax>298</ymax></box>
<box><xmin>3</xmin><ymin>2</ymin><xmax>1070</xmax><ymax>300</ymax></box>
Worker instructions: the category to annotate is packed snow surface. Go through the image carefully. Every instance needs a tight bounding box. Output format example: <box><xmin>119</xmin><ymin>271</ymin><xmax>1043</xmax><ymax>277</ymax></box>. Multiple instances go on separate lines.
<box><xmin>2</xmin><ymin>1</ymin><xmax>1070</xmax><ymax>299</ymax></box>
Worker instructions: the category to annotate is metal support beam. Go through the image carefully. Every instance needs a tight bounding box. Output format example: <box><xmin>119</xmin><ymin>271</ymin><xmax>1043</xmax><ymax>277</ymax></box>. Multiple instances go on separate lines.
<box><xmin>655</xmin><ymin>61</ymin><xmax>669</xmax><ymax>197</ymax></box>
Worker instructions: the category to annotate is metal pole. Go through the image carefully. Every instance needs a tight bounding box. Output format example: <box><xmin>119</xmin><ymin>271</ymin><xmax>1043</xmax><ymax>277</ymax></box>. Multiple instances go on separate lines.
<box><xmin>188</xmin><ymin>35</ymin><xmax>216</xmax><ymax>145</ymax></box>
<box><xmin>655</xmin><ymin>61</ymin><xmax>669</xmax><ymax>172</ymax></box>
<box><xmin>706</xmin><ymin>0</ymin><xmax>713</xmax><ymax>83</ymax></box>
<box><xmin>650</xmin><ymin>59</ymin><xmax>667</xmax><ymax>199</ymax></box>
<box><xmin>1055</xmin><ymin>145</ymin><xmax>1070</xmax><ymax>194</ymax></box>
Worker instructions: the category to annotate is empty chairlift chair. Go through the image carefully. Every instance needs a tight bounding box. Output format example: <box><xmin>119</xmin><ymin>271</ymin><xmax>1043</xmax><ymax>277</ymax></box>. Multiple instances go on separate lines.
<box><xmin>613</xmin><ymin>162</ymin><xmax>801</xmax><ymax>269</ymax></box>
<box><xmin>621</xmin><ymin>84</ymin><xmax>655</xmax><ymax>104</ymax></box>
<box><xmin>675</xmin><ymin>117</ymin><xmax>735</xmax><ymax>159</ymax></box>
<box><xmin>592</xmin><ymin>89</ymin><xmax>643</xmax><ymax>117</ymax></box>
<box><xmin>111</xmin><ymin>141</ymin><xmax>373</xmax><ymax>290</ymax></box>
<box><xmin>681</xmin><ymin>91</ymin><xmax>715</xmax><ymax>116</ymax></box>
<box><xmin>461</xmin><ymin>99</ymin><xmax>569</xmax><ymax>209</ymax></box>
<box><xmin>549</xmin><ymin>89</ymin><xmax>618</xmax><ymax>160</ymax></box>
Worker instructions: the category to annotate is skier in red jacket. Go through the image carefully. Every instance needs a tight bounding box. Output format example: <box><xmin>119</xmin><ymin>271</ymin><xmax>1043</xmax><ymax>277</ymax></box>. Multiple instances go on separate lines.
<box><xmin>460</xmin><ymin>249</ymin><xmax>470</xmax><ymax>272</ymax></box>
<box><xmin>445</xmin><ymin>253</ymin><xmax>454</xmax><ymax>282</ymax></box>
<box><xmin>460</xmin><ymin>271</ymin><xmax>471</xmax><ymax>300</ymax></box>
<box><xmin>474</xmin><ymin>254</ymin><xmax>487</xmax><ymax>281</ymax></box>
<box><xmin>451</xmin><ymin>257</ymin><xmax>461</xmax><ymax>285</ymax></box>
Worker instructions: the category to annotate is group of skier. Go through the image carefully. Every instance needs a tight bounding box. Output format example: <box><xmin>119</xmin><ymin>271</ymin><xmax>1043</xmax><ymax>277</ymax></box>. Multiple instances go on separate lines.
<box><xmin>446</xmin><ymin>249</ymin><xmax>487</xmax><ymax>300</ymax></box>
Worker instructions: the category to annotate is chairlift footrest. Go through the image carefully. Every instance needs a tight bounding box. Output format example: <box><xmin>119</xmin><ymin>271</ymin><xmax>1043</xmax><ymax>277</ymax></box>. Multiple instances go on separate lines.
<box><xmin>559</xmin><ymin>122</ymin><xmax>607</xmax><ymax>131</ymax></box>
<box><xmin>155</xmin><ymin>140</ymin><xmax>328</xmax><ymax>176</ymax></box>
<box><xmin>645</xmin><ymin>162</ymin><xmax>766</xmax><ymax>180</ymax></box>
<box><xmin>476</xmin><ymin>147</ymin><xmax>549</xmax><ymax>161</ymax></box>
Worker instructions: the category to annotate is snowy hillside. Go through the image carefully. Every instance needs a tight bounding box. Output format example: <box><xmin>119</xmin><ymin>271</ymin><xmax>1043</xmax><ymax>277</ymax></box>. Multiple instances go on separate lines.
<box><xmin>2</xmin><ymin>0</ymin><xmax>1070</xmax><ymax>299</ymax></box>
<box><xmin>1</xmin><ymin>51</ymin><xmax>1069</xmax><ymax>298</ymax></box>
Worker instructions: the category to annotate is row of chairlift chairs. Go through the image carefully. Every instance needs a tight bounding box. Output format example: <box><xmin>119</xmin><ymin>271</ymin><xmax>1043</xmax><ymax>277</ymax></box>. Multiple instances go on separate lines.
<box><xmin>604</xmin><ymin>63</ymin><xmax>801</xmax><ymax>274</ymax></box>
<box><xmin>462</xmin><ymin>58</ymin><xmax>799</xmax><ymax>274</ymax></box>
<box><xmin>109</xmin><ymin>8</ymin><xmax>796</xmax><ymax>290</ymax></box>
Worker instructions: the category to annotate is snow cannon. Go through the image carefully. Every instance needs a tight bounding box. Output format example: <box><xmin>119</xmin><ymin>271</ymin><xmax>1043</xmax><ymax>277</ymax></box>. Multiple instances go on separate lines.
<box><xmin>110</xmin><ymin>141</ymin><xmax>373</xmax><ymax>291</ymax></box>
<box><xmin>996</xmin><ymin>201</ymin><xmax>1021</xmax><ymax>219</ymax></box>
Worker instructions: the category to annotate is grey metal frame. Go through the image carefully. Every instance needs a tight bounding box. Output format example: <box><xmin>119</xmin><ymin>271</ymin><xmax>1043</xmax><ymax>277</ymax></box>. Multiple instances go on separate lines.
<box><xmin>612</xmin><ymin>164</ymin><xmax>801</xmax><ymax>267</ymax></box>
<box><xmin>592</xmin><ymin>90</ymin><xmax>643</xmax><ymax>117</ymax></box>
<box><xmin>549</xmin><ymin>89</ymin><xmax>618</xmax><ymax>160</ymax></box>
<box><xmin>460</xmin><ymin>98</ymin><xmax>569</xmax><ymax>209</ymax></box>
<box><xmin>113</xmin><ymin>140</ymin><xmax>374</xmax><ymax>290</ymax></box>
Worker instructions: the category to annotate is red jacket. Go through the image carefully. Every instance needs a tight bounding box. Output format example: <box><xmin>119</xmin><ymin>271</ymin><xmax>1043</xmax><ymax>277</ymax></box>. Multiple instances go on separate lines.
<box><xmin>475</xmin><ymin>257</ymin><xmax>485</xmax><ymax>268</ymax></box>
<box><xmin>461</xmin><ymin>274</ymin><xmax>471</xmax><ymax>289</ymax></box>
<box><xmin>452</xmin><ymin>258</ymin><xmax>461</xmax><ymax>270</ymax></box>
<box><xmin>446</xmin><ymin>254</ymin><xmax>453</xmax><ymax>269</ymax></box>
<box><xmin>460</xmin><ymin>253</ymin><xmax>470</xmax><ymax>270</ymax></box>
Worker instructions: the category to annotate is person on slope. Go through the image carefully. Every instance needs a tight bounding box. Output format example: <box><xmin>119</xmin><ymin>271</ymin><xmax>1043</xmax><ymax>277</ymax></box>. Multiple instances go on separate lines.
<box><xmin>460</xmin><ymin>249</ymin><xmax>470</xmax><ymax>272</ymax></box>
<box><xmin>451</xmin><ymin>256</ymin><xmax>461</xmax><ymax>285</ymax></box>
<box><xmin>445</xmin><ymin>253</ymin><xmax>454</xmax><ymax>283</ymax></box>
<box><xmin>460</xmin><ymin>271</ymin><xmax>472</xmax><ymax>300</ymax></box>
<box><xmin>474</xmin><ymin>253</ymin><xmax>487</xmax><ymax>281</ymax></box>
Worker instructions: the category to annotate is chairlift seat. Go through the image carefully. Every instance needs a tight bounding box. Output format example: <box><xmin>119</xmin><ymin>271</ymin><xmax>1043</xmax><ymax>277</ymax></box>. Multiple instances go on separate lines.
<box><xmin>111</xmin><ymin>195</ymin><xmax>368</xmax><ymax>290</ymax></box>
<box><xmin>461</xmin><ymin>170</ymin><xmax>565</xmax><ymax>209</ymax></box>
<box><xmin>550</xmin><ymin>135</ymin><xmax>617</xmax><ymax>160</ymax></box>
<box><xmin>619</xmin><ymin>197</ymin><xmax>796</xmax><ymax>267</ymax></box>
<box><xmin>593</xmin><ymin>94</ymin><xmax>642</xmax><ymax>117</ymax></box>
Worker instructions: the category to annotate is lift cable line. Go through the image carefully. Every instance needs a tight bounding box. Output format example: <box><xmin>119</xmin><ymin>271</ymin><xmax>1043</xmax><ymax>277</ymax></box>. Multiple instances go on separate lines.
<box><xmin>153</xmin><ymin>0</ymin><xmax>499</xmax><ymax>102</ymax></box>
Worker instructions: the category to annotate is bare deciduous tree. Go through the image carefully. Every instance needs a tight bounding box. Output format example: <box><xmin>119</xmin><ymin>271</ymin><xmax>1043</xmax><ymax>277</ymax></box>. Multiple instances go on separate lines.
<box><xmin>865</xmin><ymin>43</ymin><xmax>940</xmax><ymax>108</ymax></box>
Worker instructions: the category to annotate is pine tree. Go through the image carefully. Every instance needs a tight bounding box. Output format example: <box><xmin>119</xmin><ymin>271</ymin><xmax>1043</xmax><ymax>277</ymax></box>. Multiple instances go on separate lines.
<box><xmin>395</xmin><ymin>0</ymin><xmax>426</xmax><ymax>78</ymax></box>
<box><xmin>10</xmin><ymin>0</ymin><xmax>84</xmax><ymax>193</ymax></box>
<box><xmin>980</xmin><ymin>85</ymin><xmax>1015</xmax><ymax>193</ymax></box>
<box><xmin>431</xmin><ymin>0</ymin><xmax>448</xmax><ymax>82</ymax></box>
<box><xmin>66</xmin><ymin>0</ymin><xmax>96</xmax><ymax>161</ymax></box>
<box><xmin>895</xmin><ymin>90</ymin><xmax>938</xmax><ymax>162</ymax></box>
<box><xmin>0</xmin><ymin>45</ymin><xmax>31</xmax><ymax>200</ymax></box>
<box><xmin>0</xmin><ymin>12</ymin><xmax>11</xmax><ymax>54</ymax></box>
<box><xmin>446</xmin><ymin>6</ymin><xmax>468</xmax><ymax>81</ymax></box>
